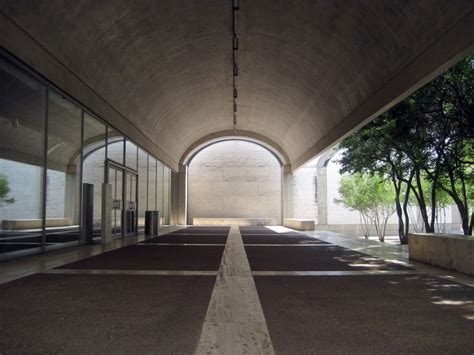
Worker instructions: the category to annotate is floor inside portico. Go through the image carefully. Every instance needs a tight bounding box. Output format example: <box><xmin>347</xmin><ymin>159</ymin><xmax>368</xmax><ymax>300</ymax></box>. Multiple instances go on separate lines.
<box><xmin>0</xmin><ymin>226</ymin><xmax>473</xmax><ymax>354</ymax></box>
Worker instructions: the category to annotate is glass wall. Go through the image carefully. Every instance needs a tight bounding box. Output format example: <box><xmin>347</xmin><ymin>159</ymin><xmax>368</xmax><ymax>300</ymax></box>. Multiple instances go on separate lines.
<box><xmin>107</xmin><ymin>128</ymin><xmax>124</xmax><ymax>165</ymax></box>
<box><xmin>0</xmin><ymin>56</ymin><xmax>45</xmax><ymax>259</ymax></box>
<box><xmin>137</xmin><ymin>148</ymin><xmax>148</xmax><ymax>228</ymax></box>
<box><xmin>0</xmin><ymin>51</ymin><xmax>176</xmax><ymax>260</ymax></box>
<box><xmin>83</xmin><ymin>113</ymin><xmax>106</xmax><ymax>240</ymax></box>
<box><xmin>163</xmin><ymin>166</ymin><xmax>170</xmax><ymax>225</ymax></box>
<box><xmin>44</xmin><ymin>90</ymin><xmax>82</xmax><ymax>250</ymax></box>
<box><xmin>156</xmin><ymin>160</ymin><xmax>164</xmax><ymax>223</ymax></box>
<box><xmin>148</xmin><ymin>157</ymin><xmax>157</xmax><ymax>211</ymax></box>
<box><xmin>125</xmin><ymin>139</ymin><xmax>138</xmax><ymax>171</ymax></box>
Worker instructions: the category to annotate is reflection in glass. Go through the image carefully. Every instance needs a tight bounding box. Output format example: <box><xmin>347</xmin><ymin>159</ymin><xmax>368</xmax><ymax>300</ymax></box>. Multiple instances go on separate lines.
<box><xmin>0</xmin><ymin>57</ymin><xmax>45</xmax><ymax>259</ymax></box>
<box><xmin>124</xmin><ymin>171</ymin><xmax>137</xmax><ymax>235</ymax></box>
<box><xmin>148</xmin><ymin>157</ymin><xmax>157</xmax><ymax>211</ymax></box>
<box><xmin>156</xmin><ymin>160</ymin><xmax>164</xmax><ymax>218</ymax></box>
<box><xmin>137</xmin><ymin>149</ymin><xmax>148</xmax><ymax>228</ymax></box>
<box><xmin>163</xmin><ymin>166</ymin><xmax>170</xmax><ymax>225</ymax></box>
<box><xmin>107</xmin><ymin>128</ymin><xmax>124</xmax><ymax>164</ymax></box>
<box><xmin>125</xmin><ymin>140</ymin><xmax>138</xmax><ymax>170</ymax></box>
<box><xmin>82</xmin><ymin>114</ymin><xmax>106</xmax><ymax>240</ymax></box>
<box><xmin>45</xmin><ymin>90</ymin><xmax>82</xmax><ymax>251</ymax></box>
<box><xmin>171</xmin><ymin>171</ymin><xmax>178</xmax><ymax>224</ymax></box>
<box><xmin>109</xmin><ymin>165</ymin><xmax>123</xmax><ymax>237</ymax></box>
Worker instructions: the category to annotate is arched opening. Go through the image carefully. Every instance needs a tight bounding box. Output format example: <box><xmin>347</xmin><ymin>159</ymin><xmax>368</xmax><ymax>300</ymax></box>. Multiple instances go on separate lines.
<box><xmin>187</xmin><ymin>140</ymin><xmax>282</xmax><ymax>225</ymax></box>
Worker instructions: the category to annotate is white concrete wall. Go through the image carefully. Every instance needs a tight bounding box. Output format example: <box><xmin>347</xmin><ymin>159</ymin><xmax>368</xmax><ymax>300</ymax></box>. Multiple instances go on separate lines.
<box><xmin>188</xmin><ymin>141</ymin><xmax>281</xmax><ymax>224</ymax></box>
<box><xmin>326</xmin><ymin>154</ymin><xmax>372</xmax><ymax>225</ymax></box>
<box><xmin>292</xmin><ymin>160</ymin><xmax>318</xmax><ymax>221</ymax></box>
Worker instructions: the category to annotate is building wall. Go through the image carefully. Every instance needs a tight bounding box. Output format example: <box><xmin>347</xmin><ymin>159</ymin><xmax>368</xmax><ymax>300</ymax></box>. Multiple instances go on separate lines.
<box><xmin>188</xmin><ymin>141</ymin><xmax>282</xmax><ymax>224</ymax></box>
<box><xmin>292</xmin><ymin>160</ymin><xmax>318</xmax><ymax>221</ymax></box>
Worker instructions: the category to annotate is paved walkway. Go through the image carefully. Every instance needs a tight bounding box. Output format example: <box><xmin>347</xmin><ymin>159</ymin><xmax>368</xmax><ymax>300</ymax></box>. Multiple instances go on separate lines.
<box><xmin>0</xmin><ymin>226</ymin><xmax>473</xmax><ymax>354</ymax></box>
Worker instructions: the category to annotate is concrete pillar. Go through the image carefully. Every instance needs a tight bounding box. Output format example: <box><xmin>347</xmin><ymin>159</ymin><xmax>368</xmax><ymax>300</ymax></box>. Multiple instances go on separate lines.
<box><xmin>177</xmin><ymin>164</ymin><xmax>187</xmax><ymax>225</ymax></box>
<box><xmin>317</xmin><ymin>167</ymin><xmax>328</xmax><ymax>225</ymax></box>
<box><xmin>101</xmin><ymin>183</ymin><xmax>113</xmax><ymax>243</ymax></box>
<box><xmin>281</xmin><ymin>164</ymin><xmax>294</xmax><ymax>224</ymax></box>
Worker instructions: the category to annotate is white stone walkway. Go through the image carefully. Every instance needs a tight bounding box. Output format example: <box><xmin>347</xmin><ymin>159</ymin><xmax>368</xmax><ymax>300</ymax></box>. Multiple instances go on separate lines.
<box><xmin>196</xmin><ymin>226</ymin><xmax>274</xmax><ymax>354</ymax></box>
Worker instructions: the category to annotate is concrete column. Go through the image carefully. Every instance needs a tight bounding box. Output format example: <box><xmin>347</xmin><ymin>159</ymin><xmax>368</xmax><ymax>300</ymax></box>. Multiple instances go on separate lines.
<box><xmin>281</xmin><ymin>164</ymin><xmax>294</xmax><ymax>224</ymax></box>
<box><xmin>177</xmin><ymin>164</ymin><xmax>187</xmax><ymax>225</ymax></box>
<box><xmin>101</xmin><ymin>183</ymin><xmax>112</xmax><ymax>243</ymax></box>
<box><xmin>317</xmin><ymin>167</ymin><xmax>328</xmax><ymax>225</ymax></box>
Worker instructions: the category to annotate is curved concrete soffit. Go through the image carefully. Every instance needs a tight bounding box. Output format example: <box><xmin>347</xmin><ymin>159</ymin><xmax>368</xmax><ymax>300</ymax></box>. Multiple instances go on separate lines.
<box><xmin>315</xmin><ymin>146</ymin><xmax>340</xmax><ymax>169</ymax></box>
<box><xmin>180</xmin><ymin>130</ymin><xmax>291</xmax><ymax>168</ymax></box>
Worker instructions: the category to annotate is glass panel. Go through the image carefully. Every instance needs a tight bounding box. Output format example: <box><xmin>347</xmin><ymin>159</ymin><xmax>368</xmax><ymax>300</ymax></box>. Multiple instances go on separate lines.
<box><xmin>148</xmin><ymin>157</ymin><xmax>156</xmax><ymax>211</ymax></box>
<box><xmin>163</xmin><ymin>166</ymin><xmax>170</xmax><ymax>225</ymax></box>
<box><xmin>109</xmin><ymin>166</ymin><xmax>123</xmax><ymax>238</ymax></box>
<box><xmin>82</xmin><ymin>113</ymin><xmax>106</xmax><ymax>240</ymax></box>
<box><xmin>137</xmin><ymin>149</ymin><xmax>148</xmax><ymax>228</ymax></box>
<box><xmin>172</xmin><ymin>171</ymin><xmax>178</xmax><ymax>224</ymax></box>
<box><xmin>156</xmin><ymin>160</ymin><xmax>164</xmax><ymax>217</ymax></box>
<box><xmin>45</xmin><ymin>90</ymin><xmax>82</xmax><ymax>250</ymax></box>
<box><xmin>0</xmin><ymin>56</ymin><xmax>45</xmax><ymax>260</ymax></box>
<box><xmin>124</xmin><ymin>172</ymin><xmax>137</xmax><ymax>235</ymax></box>
<box><xmin>125</xmin><ymin>140</ymin><xmax>138</xmax><ymax>170</ymax></box>
<box><xmin>107</xmin><ymin>128</ymin><xmax>124</xmax><ymax>165</ymax></box>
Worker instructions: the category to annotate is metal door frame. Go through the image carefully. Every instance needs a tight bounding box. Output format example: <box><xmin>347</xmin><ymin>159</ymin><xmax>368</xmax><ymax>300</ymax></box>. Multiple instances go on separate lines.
<box><xmin>105</xmin><ymin>159</ymin><xmax>138</xmax><ymax>238</ymax></box>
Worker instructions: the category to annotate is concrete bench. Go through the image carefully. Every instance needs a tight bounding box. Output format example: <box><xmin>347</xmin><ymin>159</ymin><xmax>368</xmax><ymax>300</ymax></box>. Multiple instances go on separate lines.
<box><xmin>2</xmin><ymin>218</ymin><xmax>73</xmax><ymax>230</ymax></box>
<box><xmin>408</xmin><ymin>233</ymin><xmax>474</xmax><ymax>276</ymax></box>
<box><xmin>193</xmin><ymin>217</ymin><xmax>276</xmax><ymax>226</ymax></box>
<box><xmin>284</xmin><ymin>218</ymin><xmax>315</xmax><ymax>231</ymax></box>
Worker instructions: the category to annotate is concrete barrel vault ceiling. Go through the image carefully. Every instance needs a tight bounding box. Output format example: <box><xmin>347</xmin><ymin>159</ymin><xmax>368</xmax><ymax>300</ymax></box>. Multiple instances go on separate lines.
<box><xmin>1</xmin><ymin>0</ymin><xmax>473</xmax><ymax>171</ymax></box>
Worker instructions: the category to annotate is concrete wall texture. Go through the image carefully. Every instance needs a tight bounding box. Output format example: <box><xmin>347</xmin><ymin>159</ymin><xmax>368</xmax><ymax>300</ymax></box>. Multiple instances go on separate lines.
<box><xmin>188</xmin><ymin>141</ymin><xmax>282</xmax><ymax>224</ymax></box>
<box><xmin>291</xmin><ymin>160</ymin><xmax>318</xmax><ymax>221</ymax></box>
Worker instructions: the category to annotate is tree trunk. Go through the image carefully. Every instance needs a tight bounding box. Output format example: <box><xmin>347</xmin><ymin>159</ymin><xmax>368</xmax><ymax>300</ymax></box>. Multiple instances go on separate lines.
<box><xmin>469</xmin><ymin>210</ymin><xmax>473</xmax><ymax>236</ymax></box>
<box><xmin>414</xmin><ymin>170</ymin><xmax>433</xmax><ymax>233</ymax></box>
<box><xmin>401</xmin><ymin>175</ymin><xmax>413</xmax><ymax>245</ymax></box>
<box><xmin>391</xmin><ymin>176</ymin><xmax>405</xmax><ymax>243</ymax></box>
<box><xmin>429</xmin><ymin>179</ymin><xmax>437</xmax><ymax>232</ymax></box>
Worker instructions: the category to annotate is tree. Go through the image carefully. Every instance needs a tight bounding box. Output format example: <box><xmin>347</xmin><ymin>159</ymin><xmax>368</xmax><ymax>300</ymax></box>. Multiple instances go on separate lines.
<box><xmin>335</xmin><ymin>174</ymin><xmax>374</xmax><ymax>239</ymax></box>
<box><xmin>338</xmin><ymin>116</ymin><xmax>414</xmax><ymax>244</ymax></box>
<box><xmin>0</xmin><ymin>175</ymin><xmax>15</xmax><ymax>206</ymax></box>
<box><xmin>336</xmin><ymin>174</ymin><xmax>396</xmax><ymax>242</ymax></box>
<box><xmin>339</xmin><ymin>54</ymin><xmax>474</xmax><ymax>238</ymax></box>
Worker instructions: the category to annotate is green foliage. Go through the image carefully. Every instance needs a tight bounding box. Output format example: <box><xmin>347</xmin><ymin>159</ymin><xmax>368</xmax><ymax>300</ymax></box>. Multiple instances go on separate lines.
<box><xmin>338</xmin><ymin>53</ymin><xmax>474</xmax><ymax>237</ymax></box>
<box><xmin>336</xmin><ymin>174</ymin><xmax>395</xmax><ymax>241</ymax></box>
<box><xmin>0</xmin><ymin>175</ymin><xmax>15</xmax><ymax>206</ymax></box>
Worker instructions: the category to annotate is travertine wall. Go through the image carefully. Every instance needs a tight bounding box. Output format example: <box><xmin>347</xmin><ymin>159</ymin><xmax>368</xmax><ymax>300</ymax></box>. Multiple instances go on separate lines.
<box><xmin>292</xmin><ymin>160</ymin><xmax>318</xmax><ymax>221</ymax></box>
<box><xmin>188</xmin><ymin>141</ymin><xmax>281</xmax><ymax>224</ymax></box>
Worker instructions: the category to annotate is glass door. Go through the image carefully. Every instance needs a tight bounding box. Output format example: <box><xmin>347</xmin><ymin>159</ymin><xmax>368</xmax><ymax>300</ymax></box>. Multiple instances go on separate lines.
<box><xmin>109</xmin><ymin>165</ymin><xmax>123</xmax><ymax>238</ymax></box>
<box><xmin>124</xmin><ymin>171</ymin><xmax>138</xmax><ymax>236</ymax></box>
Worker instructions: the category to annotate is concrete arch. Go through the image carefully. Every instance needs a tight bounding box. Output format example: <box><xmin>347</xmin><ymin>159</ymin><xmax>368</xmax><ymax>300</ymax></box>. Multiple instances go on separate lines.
<box><xmin>3</xmin><ymin>2</ymin><xmax>471</xmax><ymax>172</ymax></box>
<box><xmin>180</xmin><ymin>130</ymin><xmax>291</xmax><ymax>168</ymax></box>
<box><xmin>316</xmin><ymin>147</ymin><xmax>340</xmax><ymax>169</ymax></box>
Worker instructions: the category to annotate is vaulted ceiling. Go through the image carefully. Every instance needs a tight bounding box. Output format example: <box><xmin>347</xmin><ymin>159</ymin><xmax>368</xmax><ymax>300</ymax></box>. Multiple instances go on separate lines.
<box><xmin>1</xmin><ymin>0</ymin><xmax>473</xmax><ymax>170</ymax></box>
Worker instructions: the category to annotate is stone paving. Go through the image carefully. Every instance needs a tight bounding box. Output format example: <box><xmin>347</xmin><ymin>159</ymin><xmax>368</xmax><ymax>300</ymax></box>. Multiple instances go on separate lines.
<box><xmin>0</xmin><ymin>226</ymin><xmax>473</xmax><ymax>354</ymax></box>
